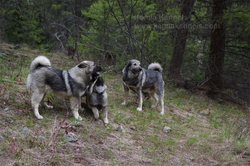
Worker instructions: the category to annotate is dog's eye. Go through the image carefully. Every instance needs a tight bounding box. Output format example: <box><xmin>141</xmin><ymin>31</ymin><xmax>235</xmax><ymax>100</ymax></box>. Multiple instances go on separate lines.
<box><xmin>134</xmin><ymin>63</ymin><xmax>137</xmax><ymax>66</ymax></box>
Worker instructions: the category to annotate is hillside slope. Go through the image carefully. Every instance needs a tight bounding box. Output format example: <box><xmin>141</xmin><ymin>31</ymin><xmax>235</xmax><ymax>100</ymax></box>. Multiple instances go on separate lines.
<box><xmin>0</xmin><ymin>43</ymin><xmax>249</xmax><ymax>165</ymax></box>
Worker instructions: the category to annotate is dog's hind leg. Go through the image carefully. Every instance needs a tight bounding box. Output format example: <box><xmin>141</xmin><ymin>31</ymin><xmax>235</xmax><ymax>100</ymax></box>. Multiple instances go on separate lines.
<box><xmin>42</xmin><ymin>102</ymin><xmax>53</xmax><ymax>109</ymax></box>
<box><xmin>159</xmin><ymin>87</ymin><xmax>165</xmax><ymax>115</ymax></box>
<box><xmin>122</xmin><ymin>84</ymin><xmax>129</xmax><ymax>105</ymax></box>
<box><xmin>41</xmin><ymin>91</ymin><xmax>53</xmax><ymax>109</ymax></box>
<box><xmin>101</xmin><ymin>106</ymin><xmax>108</xmax><ymax>124</ymax></box>
<box><xmin>160</xmin><ymin>96</ymin><xmax>164</xmax><ymax>115</ymax></box>
<box><xmin>70</xmin><ymin>97</ymin><xmax>82</xmax><ymax>120</ymax></box>
<box><xmin>154</xmin><ymin>85</ymin><xmax>164</xmax><ymax>114</ymax></box>
<box><xmin>153</xmin><ymin>89</ymin><xmax>164</xmax><ymax>115</ymax></box>
<box><xmin>151</xmin><ymin>94</ymin><xmax>159</xmax><ymax>108</ymax></box>
<box><xmin>31</xmin><ymin>91</ymin><xmax>45</xmax><ymax>119</ymax></box>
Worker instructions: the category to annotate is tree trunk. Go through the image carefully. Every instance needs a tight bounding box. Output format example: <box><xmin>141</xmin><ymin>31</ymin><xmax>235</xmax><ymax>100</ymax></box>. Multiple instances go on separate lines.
<box><xmin>168</xmin><ymin>0</ymin><xmax>195</xmax><ymax>81</ymax></box>
<box><xmin>203</xmin><ymin>0</ymin><xmax>226</xmax><ymax>95</ymax></box>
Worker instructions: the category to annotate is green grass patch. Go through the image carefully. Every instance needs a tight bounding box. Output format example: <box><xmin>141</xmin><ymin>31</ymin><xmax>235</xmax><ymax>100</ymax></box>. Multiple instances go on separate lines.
<box><xmin>0</xmin><ymin>45</ymin><xmax>249</xmax><ymax>165</ymax></box>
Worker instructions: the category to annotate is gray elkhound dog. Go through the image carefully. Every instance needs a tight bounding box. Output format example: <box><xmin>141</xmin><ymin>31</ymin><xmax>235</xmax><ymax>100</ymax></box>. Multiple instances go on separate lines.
<box><xmin>122</xmin><ymin>59</ymin><xmax>165</xmax><ymax>114</ymax></box>
<box><xmin>26</xmin><ymin>56</ymin><xmax>102</xmax><ymax>120</ymax></box>
<box><xmin>85</xmin><ymin>76</ymin><xmax>108</xmax><ymax>124</ymax></box>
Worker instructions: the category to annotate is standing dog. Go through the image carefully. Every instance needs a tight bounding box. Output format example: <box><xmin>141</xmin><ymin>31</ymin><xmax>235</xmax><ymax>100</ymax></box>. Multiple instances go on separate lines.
<box><xmin>86</xmin><ymin>76</ymin><xmax>108</xmax><ymax>124</ymax></box>
<box><xmin>26</xmin><ymin>56</ymin><xmax>102</xmax><ymax>120</ymax></box>
<box><xmin>122</xmin><ymin>59</ymin><xmax>165</xmax><ymax>114</ymax></box>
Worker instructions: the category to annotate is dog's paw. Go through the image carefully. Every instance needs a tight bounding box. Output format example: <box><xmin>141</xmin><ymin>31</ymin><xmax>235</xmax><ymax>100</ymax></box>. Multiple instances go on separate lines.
<box><xmin>137</xmin><ymin>107</ymin><xmax>142</xmax><ymax>111</ymax></box>
<box><xmin>73</xmin><ymin>111</ymin><xmax>82</xmax><ymax>120</ymax></box>
<box><xmin>43</xmin><ymin>103</ymin><xmax>53</xmax><ymax>109</ymax></box>
<box><xmin>121</xmin><ymin>101</ymin><xmax>126</xmax><ymax>105</ymax></box>
<box><xmin>160</xmin><ymin>111</ymin><xmax>164</xmax><ymax>115</ymax></box>
<box><xmin>73</xmin><ymin>114</ymin><xmax>83</xmax><ymax>120</ymax></box>
<box><xmin>103</xmin><ymin>118</ymin><xmax>109</xmax><ymax>124</ymax></box>
<box><xmin>47</xmin><ymin>105</ymin><xmax>53</xmax><ymax>109</ymax></box>
<box><xmin>36</xmin><ymin>115</ymin><xmax>44</xmax><ymax>120</ymax></box>
<box><xmin>76</xmin><ymin>115</ymin><xmax>82</xmax><ymax>121</ymax></box>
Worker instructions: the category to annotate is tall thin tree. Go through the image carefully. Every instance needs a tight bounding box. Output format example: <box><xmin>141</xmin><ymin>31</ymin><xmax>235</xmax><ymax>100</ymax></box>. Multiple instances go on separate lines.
<box><xmin>203</xmin><ymin>0</ymin><xmax>226</xmax><ymax>95</ymax></box>
<box><xmin>168</xmin><ymin>0</ymin><xmax>195</xmax><ymax>82</ymax></box>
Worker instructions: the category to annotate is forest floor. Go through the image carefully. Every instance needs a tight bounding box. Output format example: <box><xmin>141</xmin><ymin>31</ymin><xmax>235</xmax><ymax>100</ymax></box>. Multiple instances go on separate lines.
<box><xmin>0</xmin><ymin>42</ymin><xmax>249</xmax><ymax>166</ymax></box>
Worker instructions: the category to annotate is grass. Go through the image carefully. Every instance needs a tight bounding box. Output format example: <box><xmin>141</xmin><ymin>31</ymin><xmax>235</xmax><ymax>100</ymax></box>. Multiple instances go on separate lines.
<box><xmin>0</xmin><ymin>42</ymin><xmax>250</xmax><ymax>165</ymax></box>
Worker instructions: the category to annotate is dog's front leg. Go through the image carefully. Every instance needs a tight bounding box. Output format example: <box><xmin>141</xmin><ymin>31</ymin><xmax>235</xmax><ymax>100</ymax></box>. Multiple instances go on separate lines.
<box><xmin>91</xmin><ymin>107</ymin><xmax>99</xmax><ymax>120</ymax></box>
<box><xmin>122</xmin><ymin>83</ymin><xmax>129</xmax><ymax>105</ymax></box>
<box><xmin>78</xmin><ymin>97</ymin><xmax>84</xmax><ymax>111</ymax></box>
<box><xmin>101</xmin><ymin>106</ymin><xmax>109</xmax><ymax>124</ymax></box>
<box><xmin>137</xmin><ymin>89</ymin><xmax>143</xmax><ymax>111</ymax></box>
<box><xmin>70</xmin><ymin>97</ymin><xmax>82</xmax><ymax>120</ymax></box>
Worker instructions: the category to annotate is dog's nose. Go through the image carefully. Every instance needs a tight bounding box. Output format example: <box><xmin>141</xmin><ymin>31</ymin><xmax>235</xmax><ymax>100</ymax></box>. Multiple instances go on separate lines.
<box><xmin>96</xmin><ymin>66</ymin><xmax>102</xmax><ymax>71</ymax></box>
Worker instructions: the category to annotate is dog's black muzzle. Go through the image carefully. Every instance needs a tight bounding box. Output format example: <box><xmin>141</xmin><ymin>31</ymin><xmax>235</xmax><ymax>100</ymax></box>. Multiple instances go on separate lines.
<box><xmin>92</xmin><ymin>65</ymin><xmax>102</xmax><ymax>80</ymax></box>
<box><xmin>131</xmin><ymin>67</ymin><xmax>142</xmax><ymax>74</ymax></box>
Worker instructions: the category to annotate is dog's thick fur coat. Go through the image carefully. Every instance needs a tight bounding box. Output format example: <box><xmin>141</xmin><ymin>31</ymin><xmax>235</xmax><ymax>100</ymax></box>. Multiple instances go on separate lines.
<box><xmin>122</xmin><ymin>59</ymin><xmax>165</xmax><ymax>114</ymax></box>
<box><xmin>26</xmin><ymin>56</ymin><xmax>101</xmax><ymax>120</ymax></box>
<box><xmin>86</xmin><ymin>76</ymin><xmax>108</xmax><ymax>124</ymax></box>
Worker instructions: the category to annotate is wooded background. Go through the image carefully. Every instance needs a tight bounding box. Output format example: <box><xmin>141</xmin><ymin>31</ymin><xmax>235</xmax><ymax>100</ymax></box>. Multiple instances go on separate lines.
<box><xmin>0</xmin><ymin>0</ymin><xmax>250</xmax><ymax>104</ymax></box>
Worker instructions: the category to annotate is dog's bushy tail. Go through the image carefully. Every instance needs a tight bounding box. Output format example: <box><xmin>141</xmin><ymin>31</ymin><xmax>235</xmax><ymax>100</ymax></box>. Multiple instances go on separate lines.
<box><xmin>30</xmin><ymin>56</ymin><xmax>51</xmax><ymax>72</ymax></box>
<box><xmin>148</xmin><ymin>62</ymin><xmax>163</xmax><ymax>73</ymax></box>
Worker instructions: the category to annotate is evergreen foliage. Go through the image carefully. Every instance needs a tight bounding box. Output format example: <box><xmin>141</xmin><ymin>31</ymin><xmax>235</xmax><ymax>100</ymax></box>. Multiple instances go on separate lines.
<box><xmin>0</xmin><ymin>0</ymin><xmax>250</xmax><ymax>104</ymax></box>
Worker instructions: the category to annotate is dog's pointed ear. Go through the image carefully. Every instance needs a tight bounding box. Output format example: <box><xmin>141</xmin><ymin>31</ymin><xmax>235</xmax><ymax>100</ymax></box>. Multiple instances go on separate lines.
<box><xmin>126</xmin><ymin>60</ymin><xmax>131</xmax><ymax>66</ymax></box>
<box><xmin>78</xmin><ymin>63</ymin><xmax>88</xmax><ymax>68</ymax></box>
